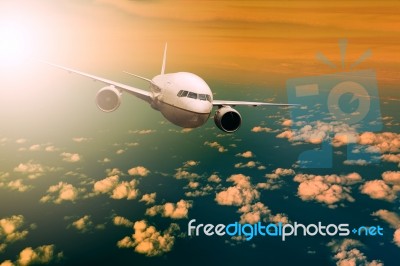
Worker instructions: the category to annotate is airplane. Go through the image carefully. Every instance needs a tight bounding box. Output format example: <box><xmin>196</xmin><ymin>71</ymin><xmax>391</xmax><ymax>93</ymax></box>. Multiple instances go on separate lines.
<box><xmin>44</xmin><ymin>44</ymin><xmax>297</xmax><ymax>133</ymax></box>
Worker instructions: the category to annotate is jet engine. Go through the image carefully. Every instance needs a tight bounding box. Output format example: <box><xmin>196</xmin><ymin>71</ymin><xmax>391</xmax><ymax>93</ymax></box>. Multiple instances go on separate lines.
<box><xmin>214</xmin><ymin>106</ymin><xmax>242</xmax><ymax>133</ymax></box>
<box><xmin>95</xmin><ymin>86</ymin><xmax>121</xmax><ymax>112</ymax></box>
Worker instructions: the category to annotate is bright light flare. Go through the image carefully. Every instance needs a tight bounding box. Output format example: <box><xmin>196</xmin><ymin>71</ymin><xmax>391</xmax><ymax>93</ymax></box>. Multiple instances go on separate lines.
<box><xmin>0</xmin><ymin>19</ymin><xmax>36</xmax><ymax>67</ymax></box>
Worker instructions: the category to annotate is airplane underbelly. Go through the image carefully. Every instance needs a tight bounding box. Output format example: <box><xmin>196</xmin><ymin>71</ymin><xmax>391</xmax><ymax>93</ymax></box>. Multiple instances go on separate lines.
<box><xmin>158</xmin><ymin>101</ymin><xmax>210</xmax><ymax>128</ymax></box>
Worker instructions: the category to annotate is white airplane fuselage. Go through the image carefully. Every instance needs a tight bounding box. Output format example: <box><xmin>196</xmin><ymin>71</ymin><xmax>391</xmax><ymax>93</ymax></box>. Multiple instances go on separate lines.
<box><xmin>149</xmin><ymin>72</ymin><xmax>213</xmax><ymax>128</ymax></box>
<box><xmin>45</xmin><ymin>44</ymin><xmax>297</xmax><ymax>133</ymax></box>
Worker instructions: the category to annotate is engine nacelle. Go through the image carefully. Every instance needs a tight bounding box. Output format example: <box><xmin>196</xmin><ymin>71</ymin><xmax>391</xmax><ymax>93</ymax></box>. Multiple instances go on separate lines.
<box><xmin>95</xmin><ymin>86</ymin><xmax>121</xmax><ymax>112</ymax></box>
<box><xmin>214</xmin><ymin>106</ymin><xmax>242</xmax><ymax>133</ymax></box>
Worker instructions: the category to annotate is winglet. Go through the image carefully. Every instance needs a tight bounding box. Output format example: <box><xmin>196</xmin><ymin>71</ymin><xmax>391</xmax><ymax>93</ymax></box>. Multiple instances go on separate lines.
<box><xmin>161</xmin><ymin>43</ymin><xmax>167</xmax><ymax>75</ymax></box>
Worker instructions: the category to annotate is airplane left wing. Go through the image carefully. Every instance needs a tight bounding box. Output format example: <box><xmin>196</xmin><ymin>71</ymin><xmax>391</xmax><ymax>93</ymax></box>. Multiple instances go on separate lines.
<box><xmin>43</xmin><ymin>61</ymin><xmax>153</xmax><ymax>103</ymax></box>
<box><xmin>212</xmin><ymin>100</ymin><xmax>298</xmax><ymax>107</ymax></box>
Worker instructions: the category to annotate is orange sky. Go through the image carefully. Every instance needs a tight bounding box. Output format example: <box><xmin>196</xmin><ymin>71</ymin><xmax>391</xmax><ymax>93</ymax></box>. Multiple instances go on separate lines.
<box><xmin>0</xmin><ymin>0</ymin><xmax>399</xmax><ymax>85</ymax></box>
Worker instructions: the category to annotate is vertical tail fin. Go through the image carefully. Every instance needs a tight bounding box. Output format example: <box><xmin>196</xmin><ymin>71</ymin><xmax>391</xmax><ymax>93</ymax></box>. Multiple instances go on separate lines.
<box><xmin>161</xmin><ymin>43</ymin><xmax>167</xmax><ymax>75</ymax></box>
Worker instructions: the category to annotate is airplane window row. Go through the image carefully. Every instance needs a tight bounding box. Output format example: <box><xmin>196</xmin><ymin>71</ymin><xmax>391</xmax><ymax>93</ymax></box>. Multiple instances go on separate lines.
<box><xmin>177</xmin><ymin>90</ymin><xmax>212</xmax><ymax>102</ymax></box>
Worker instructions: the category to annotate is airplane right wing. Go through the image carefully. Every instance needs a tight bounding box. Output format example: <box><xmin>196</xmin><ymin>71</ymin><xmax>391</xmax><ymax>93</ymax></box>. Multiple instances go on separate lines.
<box><xmin>212</xmin><ymin>100</ymin><xmax>299</xmax><ymax>107</ymax></box>
<box><xmin>43</xmin><ymin>61</ymin><xmax>153</xmax><ymax>103</ymax></box>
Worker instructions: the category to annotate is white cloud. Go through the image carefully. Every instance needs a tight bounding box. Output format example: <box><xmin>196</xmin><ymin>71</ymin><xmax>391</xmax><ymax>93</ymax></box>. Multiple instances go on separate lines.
<box><xmin>129</xmin><ymin>129</ymin><xmax>156</xmax><ymax>135</ymax></box>
<box><xmin>372</xmin><ymin>209</ymin><xmax>400</xmax><ymax>228</ymax></box>
<box><xmin>269</xmin><ymin>213</ymin><xmax>289</xmax><ymax>224</ymax></box>
<box><xmin>394</xmin><ymin>229</ymin><xmax>400</xmax><ymax>247</ymax></box>
<box><xmin>28</xmin><ymin>144</ymin><xmax>41</xmax><ymax>151</ymax></box>
<box><xmin>117</xmin><ymin>220</ymin><xmax>179</xmax><ymax>257</ymax></box>
<box><xmin>265</xmin><ymin>168</ymin><xmax>295</xmax><ymax>179</ymax></box>
<box><xmin>98</xmin><ymin>157</ymin><xmax>111</xmax><ymax>163</ymax></box>
<box><xmin>93</xmin><ymin>175</ymin><xmax>119</xmax><ymax>194</ymax></box>
<box><xmin>6</xmin><ymin>179</ymin><xmax>31</xmax><ymax>192</ymax></box>
<box><xmin>60</xmin><ymin>152</ymin><xmax>81</xmax><ymax>163</ymax></box>
<box><xmin>71</xmin><ymin>215</ymin><xmax>93</xmax><ymax>232</ymax></box>
<box><xmin>93</xmin><ymin>175</ymin><xmax>139</xmax><ymax>200</ymax></box>
<box><xmin>128</xmin><ymin>166</ymin><xmax>150</xmax><ymax>177</ymax></box>
<box><xmin>180</xmin><ymin>128</ymin><xmax>193</xmax><ymax>133</ymax></box>
<box><xmin>204</xmin><ymin>141</ymin><xmax>227</xmax><ymax>152</ymax></box>
<box><xmin>276</xmin><ymin>130</ymin><xmax>293</xmax><ymax>139</ymax></box>
<box><xmin>328</xmin><ymin>239</ymin><xmax>383</xmax><ymax>266</ymax></box>
<box><xmin>0</xmin><ymin>215</ymin><xmax>29</xmax><ymax>253</ymax></box>
<box><xmin>15</xmin><ymin>138</ymin><xmax>27</xmax><ymax>144</ymax></box>
<box><xmin>215</xmin><ymin>174</ymin><xmax>259</xmax><ymax>206</ymax></box>
<box><xmin>234</xmin><ymin>161</ymin><xmax>257</xmax><ymax>168</ymax></box>
<box><xmin>44</xmin><ymin>145</ymin><xmax>58</xmax><ymax>152</ymax></box>
<box><xmin>17</xmin><ymin>245</ymin><xmax>63</xmax><ymax>266</ymax></box>
<box><xmin>343</xmin><ymin>159</ymin><xmax>369</xmax><ymax>166</ymax></box>
<box><xmin>281</xmin><ymin>119</ymin><xmax>292</xmax><ymax>127</ymax></box>
<box><xmin>236</xmin><ymin>151</ymin><xmax>254</xmax><ymax>158</ymax></box>
<box><xmin>382</xmin><ymin>171</ymin><xmax>400</xmax><ymax>185</ymax></box>
<box><xmin>238</xmin><ymin>202</ymin><xmax>270</xmax><ymax>224</ymax></box>
<box><xmin>146</xmin><ymin>200</ymin><xmax>192</xmax><ymax>219</ymax></box>
<box><xmin>277</xmin><ymin>121</ymin><xmax>357</xmax><ymax>145</ymax></box>
<box><xmin>381</xmin><ymin>154</ymin><xmax>400</xmax><ymax>163</ymax></box>
<box><xmin>207</xmin><ymin>174</ymin><xmax>221</xmax><ymax>183</ymax></box>
<box><xmin>40</xmin><ymin>182</ymin><xmax>79</xmax><ymax>204</ymax></box>
<box><xmin>358</xmin><ymin>132</ymin><xmax>400</xmax><ymax>153</ymax></box>
<box><xmin>293</xmin><ymin>173</ymin><xmax>362</xmax><ymax>207</ymax></box>
<box><xmin>257</xmin><ymin>168</ymin><xmax>296</xmax><ymax>190</ymax></box>
<box><xmin>251</xmin><ymin>126</ymin><xmax>272</xmax><ymax>133</ymax></box>
<box><xmin>217</xmin><ymin>178</ymin><xmax>289</xmax><ymax>225</ymax></box>
<box><xmin>174</xmin><ymin>160</ymin><xmax>202</xmax><ymax>179</ymax></box>
<box><xmin>0</xmin><ymin>260</ymin><xmax>13</xmax><ymax>266</ymax></box>
<box><xmin>113</xmin><ymin>216</ymin><xmax>134</xmax><ymax>228</ymax></box>
<box><xmin>360</xmin><ymin>180</ymin><xmax>398</xmax><ymax>202</ymax></box>
<box><xmin>187</xmin><ymin>181</ymin><xmax>199</xmax><ymax>189</ymax></box>
<box><xmin>184</xmin><ymin>190</ymin><xmax>210</xmax><ymax>197</ymax></box>
<box><xmin>116</xmin><ymin>149</ymin><xmax>125</xmax><ymax>155</ymax></box>
<box><xmin>13</xmin><ymin>161</ymin><xmax>46</xmax><ymax>179</ymax></box>
<box><xmin>106</xmin><ymin>168</ymin><xmax>122</xmax><ymax>176</ymax></box>
<box><xmin>183</xmin><ymin>160</ymin><xmax>199</xmax><ymax>167</ymax></box>
<box><xmin>126</xmin><ymin>142</ymin><xmax>139</xmax><ymax>147</ymax></box>
<box><xmin>332</xmin><ymin>132</ymin><xmax>359</xmax><ymax>147</ymax></box>
<box><xmin>174</xmin><ymin>169</ymin><xmax>200</xmax><ymax>180</ymax></box>
<box><xmin>111</xmin><ymin>180</ymin><xmax>139</xmax><ymax>200</ymax></box>
<box><xmin>184</xmin><ymin>183</ymin><xmax>214</xmax><ymax>198</ymax></box>
<box><xmin>0</xmin><ymin>174</ymin><xmax>31</xmax><ymax>192</ymax></box>
<box><xmin>0</xmin><ymin>172</ymin><xmax>9</xmax><ymax>180</ymax></box>
<box><xmin>0</xmin><ymin>138</ymin><xmax>8</xmax><ymax>145</ymax></box>
<box><xmin>72</xmin><ymin>137</ymin><xmax>91</xmax><ymax>143</ymax></box>
<box><xmin>140</xmin><ymin>193</ymin><xmax>156</xmax><ymax>205</ymax></box>
<box><xmin>372</xmin><ymin>209</ymin><xmax>400</xmax><ymax>248</ymax></box>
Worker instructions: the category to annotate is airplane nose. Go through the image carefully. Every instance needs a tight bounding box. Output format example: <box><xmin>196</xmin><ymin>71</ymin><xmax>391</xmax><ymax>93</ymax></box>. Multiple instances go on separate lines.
<box><xmin>194</xmin><ymin>101</ymin><xmax>212</xmax><ymax>114</ymax></box>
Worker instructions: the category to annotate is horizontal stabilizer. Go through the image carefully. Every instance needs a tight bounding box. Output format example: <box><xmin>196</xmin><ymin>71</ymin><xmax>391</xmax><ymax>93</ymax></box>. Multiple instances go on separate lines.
<box><xmin>123</xmin><ymin>71</ymin><xmax>152</xmax><ymax>82</ymax></box>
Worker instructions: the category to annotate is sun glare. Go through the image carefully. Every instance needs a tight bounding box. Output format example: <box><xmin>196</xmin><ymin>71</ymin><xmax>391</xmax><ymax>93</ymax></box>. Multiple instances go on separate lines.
<box><xmin>0</xmin><ymin>20</ymin><xmax>35</xmax><ymax>67</ymax></box>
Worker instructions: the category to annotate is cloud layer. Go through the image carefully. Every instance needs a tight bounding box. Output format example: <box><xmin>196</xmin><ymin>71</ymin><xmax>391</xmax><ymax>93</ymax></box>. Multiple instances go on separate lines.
<box><xmin>116</xmin><ymin>219</ymin><xmax>179</xmax><ymax>257</ymax></box>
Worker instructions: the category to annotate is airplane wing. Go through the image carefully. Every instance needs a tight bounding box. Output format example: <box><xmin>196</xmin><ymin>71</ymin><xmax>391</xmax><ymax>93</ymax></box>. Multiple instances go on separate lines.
<box><xmin>43</xmin><ymin>61</ymin><xmax>153</xmax><ymax>103</ymax></box>
<box><xmin>212</xmin><ymin>100</ymin><xmax>298</xmax><ymax>107</ymax></box>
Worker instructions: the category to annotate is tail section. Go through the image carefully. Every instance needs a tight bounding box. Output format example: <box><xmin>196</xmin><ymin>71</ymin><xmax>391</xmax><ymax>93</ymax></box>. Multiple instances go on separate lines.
<box><xmin>124</xmin><ymin>43</ymin><xmax>168</xmax><ymax>80</ymax></box>
<box><xmin>161</xmin><ymin>43</ymin><xmax>167</xmax><ymax>75</ymax></box>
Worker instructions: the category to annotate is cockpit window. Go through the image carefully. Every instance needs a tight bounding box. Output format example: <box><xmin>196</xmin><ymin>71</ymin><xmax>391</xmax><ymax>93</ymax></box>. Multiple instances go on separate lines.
<box><xmin>180</xmin><ymin>91</ymin><xmax>188</xmax><ymax>97</ymax></box>
<box><xmin>178</xmin><ymin>91</ymin><xmax>211</xmax><ymax>102</ymax></box>
<box><xmin>187</xmin><ymin>92</ymin><xmax>198</xmax><ymax>99</ymax></box>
